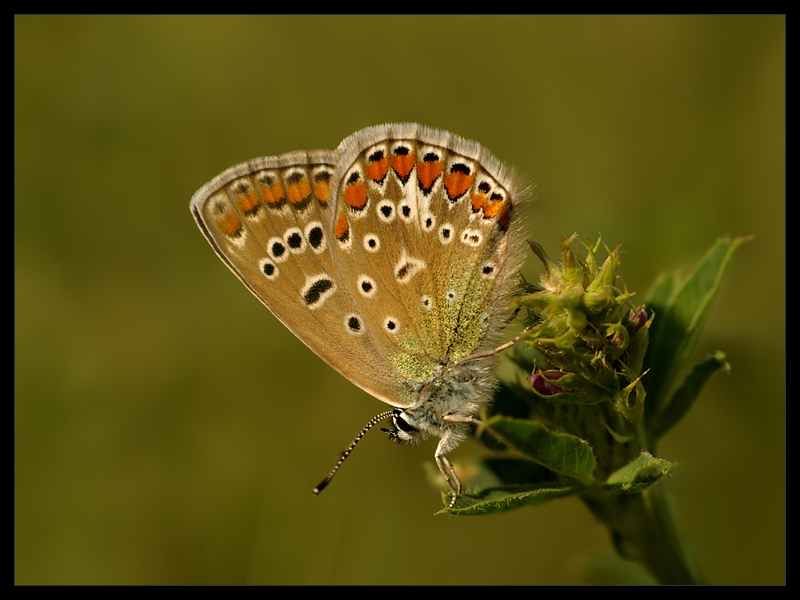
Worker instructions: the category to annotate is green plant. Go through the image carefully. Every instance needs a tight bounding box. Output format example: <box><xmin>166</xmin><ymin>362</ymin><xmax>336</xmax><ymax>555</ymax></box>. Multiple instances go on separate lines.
<box><xmin>441</xmin><ymin>234</ymin><xmax>747</xmax><ymax>585</ymax></box>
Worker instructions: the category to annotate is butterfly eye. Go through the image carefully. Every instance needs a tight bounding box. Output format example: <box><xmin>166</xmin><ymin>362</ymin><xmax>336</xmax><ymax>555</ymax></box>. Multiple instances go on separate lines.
<box><xmin>393</xmin><ymin>412</ymin><xmax>417</xmax><ymax>433</ymax></box>
<box><xmin>380</xmin><ymin>410</ymin><xmax>418</xmax><ymax>445</ymax></box>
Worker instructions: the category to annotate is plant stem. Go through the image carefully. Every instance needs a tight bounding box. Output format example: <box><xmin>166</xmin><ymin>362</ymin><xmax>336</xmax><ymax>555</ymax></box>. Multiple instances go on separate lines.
<box><xmin>582</xmin><ymin>483</ymin><xmax>702</xmax><ymax>584</ymax></box>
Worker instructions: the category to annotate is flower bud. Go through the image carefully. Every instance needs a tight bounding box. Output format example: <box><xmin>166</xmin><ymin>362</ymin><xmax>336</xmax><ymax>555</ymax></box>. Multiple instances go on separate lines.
<box><xmin>627</xmin><ymin>306</ymin><xmax>648</xmax><ymax>332</ymax></box>
<box><xmin>521</xmin><ymin>237</ymin><xmax>650</xmax><ymax>412</ymax></box>
<box><xmin>606</xmin><ymin>323</ymin><xmax>629</xmax><ymax>351</ymax></box>
<box><xmin>531</xmin><ymin>370</ymin><xmax>566</xmax><ymax>396</ymax></box>
<box><xmin>530</xmin><ymin>369</ymin><xmax>606</xmax><ymax>405</ymax></box>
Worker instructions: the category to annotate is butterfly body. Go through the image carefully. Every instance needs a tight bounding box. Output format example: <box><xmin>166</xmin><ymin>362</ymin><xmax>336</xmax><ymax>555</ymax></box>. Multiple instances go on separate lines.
<box><xmin>191</xmin><ymin>123</ymin><xmax>527</xmax><ymax>504</ymax></box>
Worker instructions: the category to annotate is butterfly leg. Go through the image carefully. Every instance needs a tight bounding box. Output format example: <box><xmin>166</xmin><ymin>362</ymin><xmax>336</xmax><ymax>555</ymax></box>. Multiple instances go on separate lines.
<box><xmin>455</xmin><ymin>326</ymin><xmax>533</xmax><ymax>364</ymax></box>
<box><xmin>435</xmin><ymin>435</ymin><xmax>462</xmax><ymax>509</ymax></box>
<box><xmin>444</xmin><ymin>413</ymin><xmax>486</xmax><ymax>440</ymax></box>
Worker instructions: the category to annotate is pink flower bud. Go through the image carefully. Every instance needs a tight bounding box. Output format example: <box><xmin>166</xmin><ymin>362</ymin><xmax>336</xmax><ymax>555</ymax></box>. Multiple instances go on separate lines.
<box><xmin>531</xmin><ymin>371</ymin><xmax>566</xmax><ymax>396</ymax></box>
<box><xmin>628</xmin><ymin>307</ymin><xmax>648</xmax><ymax>331</ymax></box>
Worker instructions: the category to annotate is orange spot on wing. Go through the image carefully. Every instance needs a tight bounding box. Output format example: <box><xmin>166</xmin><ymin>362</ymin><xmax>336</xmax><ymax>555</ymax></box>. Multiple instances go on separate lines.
<box><xmin>417</xmin><ymin>159</ymin><xmax>443</xmax><ymax>192</ymax></box>
<box><xmin>472</xmin><ymin>187</ymin><xmax>506</xmax><ymax>223</ymax></box>
<box><xmin>391</xmin><ymin>152</ymin><xmax>415</xmax><ymax>181</ymax></box>
<box><xmin>314</xmin><ymin>180</ymin><xmax>329</xmax><ymax>204</ymax></box>
<box><xmin>287</xmin><ymin>179</ymin><xmax>312</xmax><ymax>205</ymax></box>
<box><xmin>236</xmin><ymin>191</ymin><xmax>260</xmax><ymax>216</ymax></box>
<box><xmin>344</xmin><ymin>181</ymin><xmax>368</xmax><ymax>210</ymax></box>
<box><xmin>483</xmin><ymin>194</ymin><xmax>504</xmax><ymax>219</ymax></box>
<box><xmin>217</xmin><ymin>212</ymin><xmax>242</xmax><ymax>237</ymax></box>
<box><xmin>471</xmin><ymin>190</ymin><xmax>488</xmax><ymax>213</ymax></box>
<box><xmin>335</xmin><ymin>211</ymin><xmax>350</xmax><ymax>241</ymax></box>
<box><xmin>365</xmin><ymin>156</ymin><xmax>389</xmax><ymax>183</ymax></box>
<box><xmin>260</xmin><ymin>182</ymin><xmax>286</xmax><ymax>208</ymax></box>
<box><xmin>444</xmin><ymin>171</ymin><xmax>474</xmax><ymax>200</ymax></box>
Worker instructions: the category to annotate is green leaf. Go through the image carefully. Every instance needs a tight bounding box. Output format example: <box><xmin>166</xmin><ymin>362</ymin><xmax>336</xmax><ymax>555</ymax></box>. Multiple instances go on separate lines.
<box><xmin>645</xmin><ymin>273</ymin><xmax>677</xmax><ymax>327</ymax></box>
<box><xmin>457</xmin><ymin>457</ymin><xmax>562</xmax><ymax>489</ymax></box>
<box><xmin>485</xmin><ymin>415</ymin><xmax>597</xmax><ymax>480</ymax></box>
<box><xmin>439</xmin><ymin>480</ymin><xmax>582</xmax><ymax>515</ymax></box>
<box><xmin>649</xmin><ymin>351</ymin><xmax>730</xmax><ymax>443</ymax></box>
<box><xmin>643</xmin><ymin>238</ymin><xmax>747</xmax><ymax>423</ymax></box>
<box><xmin>603</xmin><ymin>452</ymin><xmax>676</xmax><ymax>494</ymax></box>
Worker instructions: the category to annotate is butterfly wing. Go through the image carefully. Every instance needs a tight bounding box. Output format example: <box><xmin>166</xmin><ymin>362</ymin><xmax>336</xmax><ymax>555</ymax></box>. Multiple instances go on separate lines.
<box><xmin>191</xmin><ymin>125</ymin><xmax>525</xmax><ymax>411</ymax></box>
<box><xmin>324</xmin><ymin>124</ymin><xmax>525</xmax><ymax>395</ymax></box>
<box><xmin>190</xmin><ymin>150</ymin><xmax>412</xmax><ymax>408</ymax></box>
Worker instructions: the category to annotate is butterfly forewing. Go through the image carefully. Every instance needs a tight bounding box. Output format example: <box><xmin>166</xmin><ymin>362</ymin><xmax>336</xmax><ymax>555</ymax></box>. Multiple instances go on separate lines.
<box><xmin>190</xmin><ymin>151</ymin><xmax>410</xmax><ymax>407</ymax></box>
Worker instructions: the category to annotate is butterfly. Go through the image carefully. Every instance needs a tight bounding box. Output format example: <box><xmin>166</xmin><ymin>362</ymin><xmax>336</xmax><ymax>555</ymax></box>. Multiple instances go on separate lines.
<box><xmin>190</xmin><ymin>123</ymin><xmax>527</xmax><ymax>507</ymax></box>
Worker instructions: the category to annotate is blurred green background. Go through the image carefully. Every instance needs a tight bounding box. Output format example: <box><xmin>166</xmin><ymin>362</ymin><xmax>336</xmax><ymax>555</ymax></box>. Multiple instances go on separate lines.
<box><xmin>15</xmin><ymin>15</ymin><xmax>784</xmax><ymax>584</ymax></box>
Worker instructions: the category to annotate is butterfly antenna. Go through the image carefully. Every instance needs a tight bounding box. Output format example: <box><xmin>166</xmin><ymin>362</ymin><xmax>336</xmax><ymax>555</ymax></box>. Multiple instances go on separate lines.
<box><xmin>313</xmin><ymin>410</ymin><xmax>395</xmax><ymax>496</ymax></box>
